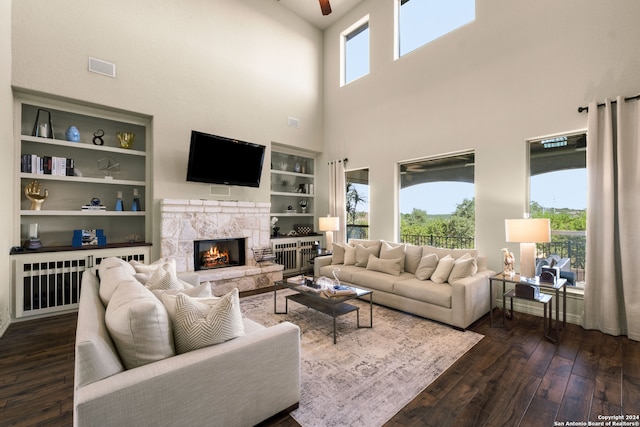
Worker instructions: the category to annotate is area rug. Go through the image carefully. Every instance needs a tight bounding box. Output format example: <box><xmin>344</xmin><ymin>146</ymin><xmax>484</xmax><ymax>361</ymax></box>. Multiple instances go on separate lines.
<box><xmin>240</xmin><ymin>290</ymin><xmax>484</xmax><ymax>427</ymax></box>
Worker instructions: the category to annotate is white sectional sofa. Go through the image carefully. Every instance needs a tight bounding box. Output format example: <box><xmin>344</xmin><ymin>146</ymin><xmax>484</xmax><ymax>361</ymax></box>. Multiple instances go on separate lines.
<box><xmin>314</xmin><ymin>239</ymin><xmax>495</xmax><ymax>330</ymax></box>
<box><xmin>74</xmin><ymin>257</ymin><xmax>300</xmax><ymax>427</ymax></box>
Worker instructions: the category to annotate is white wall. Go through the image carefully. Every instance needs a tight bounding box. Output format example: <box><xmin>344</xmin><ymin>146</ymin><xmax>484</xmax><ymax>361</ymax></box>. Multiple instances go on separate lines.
<box><xmin>321</xmin><ymin>0</ymin><xmax>640</xmax><ymax>273</ymax></box>
<box><xmin>10</xmin><ymin>0</ymin><xmax>325</xmax><ymax>260</ymax></box>
<box><xmin>0</xmin><ymin>0</ymin><xmax>12</xmax><ymax>334</ymax></box>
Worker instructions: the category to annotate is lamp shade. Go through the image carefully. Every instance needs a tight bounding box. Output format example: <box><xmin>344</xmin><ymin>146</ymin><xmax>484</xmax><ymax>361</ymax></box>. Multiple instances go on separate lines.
<box><xmin>505</xmin><ymin>218</ymin><xmax>551</xmax><ymax>243</ymax></box>
<box><xmin>318</xmin><ymin>216</ymin><xmax>339</xmax><ymax>232</ymax></box>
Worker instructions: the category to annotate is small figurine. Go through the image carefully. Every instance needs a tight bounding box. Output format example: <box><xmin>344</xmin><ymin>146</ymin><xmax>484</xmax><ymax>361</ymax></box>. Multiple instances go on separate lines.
<box><xmin>502</xmin><ymin>248</ymin><xmax>515</xmax><ymax>275</ymax></box>
<box><xmin>25</xmin><ymin>180</ymin><xmax>48</xmax><ymax>210</ymax></box>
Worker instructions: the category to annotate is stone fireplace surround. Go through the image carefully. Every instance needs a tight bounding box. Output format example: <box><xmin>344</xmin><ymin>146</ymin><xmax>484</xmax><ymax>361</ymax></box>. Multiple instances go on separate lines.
<box><xmin>160</xmin><ymin>199</ymin><xmax>283</xmax><ymax>295</ymax></box>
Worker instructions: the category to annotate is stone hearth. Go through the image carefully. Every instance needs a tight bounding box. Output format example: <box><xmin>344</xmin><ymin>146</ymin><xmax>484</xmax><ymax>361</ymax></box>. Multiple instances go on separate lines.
<box><xmin>160</xmin><ymin>199</ymin><xmax>282</xmax><ymax>295</ymax></box>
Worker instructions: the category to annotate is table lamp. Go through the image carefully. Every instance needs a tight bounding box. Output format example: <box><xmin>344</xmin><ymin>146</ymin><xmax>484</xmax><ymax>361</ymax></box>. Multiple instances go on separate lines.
<box><xmin>505</xmin><ymin>218</ymin><xmax>550</xmax><ymax>279</ymax></box>
<box><xmin>318</xmin><ymin>215</ymin><xmax>339</xmax><ymax>251</ymax></box>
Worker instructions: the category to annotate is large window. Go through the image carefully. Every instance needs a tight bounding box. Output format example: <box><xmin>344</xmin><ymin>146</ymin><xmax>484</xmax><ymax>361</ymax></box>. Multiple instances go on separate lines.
<box><xmin>396</xmin><ymin>0</ymin><xmax>475</xmax><ymax>58</ymax></box>
<box><xmin>346</xmin><ymin>168</ymin><xmax>369</xmax><ymax>241</ymax></box>
<box><xmin>399</xmin><ymin>152</ymin><xmax>475</xmax><ymax>248</ymax></box>
<box><xmin>529</xmin><ymin>131</ymin><xmax>587</xmax><ymax>288</ymax></box>
<box><xmin>341</xmin><ymin>16</ymin><xmax>370</xmax><ymax>86</ymax></box>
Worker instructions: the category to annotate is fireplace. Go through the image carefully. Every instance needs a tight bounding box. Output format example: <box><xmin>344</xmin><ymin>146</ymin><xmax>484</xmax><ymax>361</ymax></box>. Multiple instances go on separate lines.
<box><xmin>194</xmin><ymin>238</ymin><xmax>246</xmax><ymax>271</ymax></box>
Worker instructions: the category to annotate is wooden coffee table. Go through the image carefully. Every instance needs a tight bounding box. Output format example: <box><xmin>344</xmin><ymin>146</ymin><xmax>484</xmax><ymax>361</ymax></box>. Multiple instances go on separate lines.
<box><xmin>274</xmin><ymin>278</ymin><xmax>373</xmax><ymax>344</ymax></box>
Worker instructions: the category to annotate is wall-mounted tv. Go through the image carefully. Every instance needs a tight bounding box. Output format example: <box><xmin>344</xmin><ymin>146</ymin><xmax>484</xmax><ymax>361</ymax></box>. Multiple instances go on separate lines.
<box><xmin>186</xmin><ymin>131</ymin><xmax>266</xmax><ymax>188</ymax></box>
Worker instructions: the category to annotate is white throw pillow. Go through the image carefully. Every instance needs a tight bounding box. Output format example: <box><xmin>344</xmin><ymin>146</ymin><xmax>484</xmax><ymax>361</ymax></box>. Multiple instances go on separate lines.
<box><xmin>366</xmin><ymin>254</ymin><xmax>403</xmax><ymax>276</ymax></box>
<box><xmin>105</xmin><ymin>280</ymin><xmax>175</xmax><ymax>369</ymax></box>
<box><xmin>172</xmin><ymin>289</ymin><xmax>245</xmax><ymax>354</ymax></box>
<box><xmin>431</xmin><ymin>255</ymin><xmax>456</xmax><ymax>284</ymax></box>
<box><xmin>152</xmin><ymin>282</ymin><xmax>213</xmax><ymax>300</ymax></box>
<box><xmin>145</xmin><ymin>267</ymin><xmax>184</xmax><ymax>291</ymax></box>
<box><xmin>415</xmin><ymin>253</ymin><xmax>439</xmax><ymax>280</ymax></box>
<box><xmin>98</xmin><ymin>257</ymin><xmax>135</xmax><ymax>279</ymax></box>
<box><xmin>380</xmin><ymin>241</ymin><xmax>406</xmax><ymax>272</ymax></box>
<box><xmin>130</xmin><ymin>258</ymin><xmax>177</xmax><ymax>277</ymax></box>
<box><xmin>448</xmin><ymin>253</ymin><xmax>478</xmax><ymax>282</ymax></box>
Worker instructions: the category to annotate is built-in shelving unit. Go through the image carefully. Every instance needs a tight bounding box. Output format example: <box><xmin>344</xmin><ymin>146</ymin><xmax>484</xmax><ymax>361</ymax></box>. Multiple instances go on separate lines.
<box><xmin>12</xmin><ymin>92</ymin><xmax>153</xmax><ymax>318</ymax></box>
<box><xmin>270</xmin><ymin>146</ymin><xmax>317</xmax><ymax>234</ymax></box>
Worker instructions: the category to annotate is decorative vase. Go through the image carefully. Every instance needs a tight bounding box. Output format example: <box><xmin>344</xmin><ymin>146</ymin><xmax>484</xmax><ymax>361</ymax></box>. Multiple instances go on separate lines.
<box><xmin>65</xmin><ymin>126</ymin><xmax>80</xmax><ymax>142</ymax></box>
<box><xmin>116</xmin><ymin>131</ymin><xmax>135</xmax><ymax>149</ymax></box>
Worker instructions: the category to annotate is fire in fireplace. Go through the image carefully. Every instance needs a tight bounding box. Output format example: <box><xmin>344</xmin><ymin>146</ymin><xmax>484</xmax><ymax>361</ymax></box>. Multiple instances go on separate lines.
<box><xmin>194</xmin><ymin>238</ymin><xmax>246</xmax><ymax>271</ymax></box>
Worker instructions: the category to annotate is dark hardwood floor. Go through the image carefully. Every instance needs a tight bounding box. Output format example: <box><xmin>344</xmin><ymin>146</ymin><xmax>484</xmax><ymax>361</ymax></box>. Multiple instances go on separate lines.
<box><xmin>1</xmin><ymin>308</ymin><xmax>639</xmax><ymax>427</ymax></box>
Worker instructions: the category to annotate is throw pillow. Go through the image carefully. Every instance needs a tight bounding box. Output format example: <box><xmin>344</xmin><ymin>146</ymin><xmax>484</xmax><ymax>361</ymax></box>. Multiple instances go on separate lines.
<box><xmin>161</xmin><ymin>293</ymin><xmax>220</xmax><ymax>319</ymax></box>
<box><xmin>130</xmin><ymin>258</ymin><xmax>177</xmax><ymax>277</ymax></box>
<box><xmin>98</xmin><ymin>266</ymin><xmax>140</xmax><ymax>306</ymax></box>
<box><xmin>448</xmin><ymin>253</ymin><xmax>478</xmax><ymax>282</ymax></box>
<box><xmin>431</xmin><ymin>255</ymin><xmax>456</xmax><ymax>284</ymax></box>
<box><xmin>380</xmin><ymin>241</ymin><xmax>406</xmax><ymax>272</ymax></box>
<box><xmin>105</xmin><ymin>280</ymin><xmax>175</xmax><ymax>369</ymax></box>
<box><xmin>403</xmin><ymin>244</ymin><xmax>423</xmax><ymax>274</ymax></box>
<box><xmin>343</xmin><ymin>244</ymin><xmax>357</xmax><ymax>265</ymax></box>
<box><xmin>355</xmin><ymin>244</ymin><xmax>378</xmax><ymax>268</ymax></box>
<box><xmin>98</xmin><ymin>257</ymin><xmax>135</xmax><ymax>279</ymax></box>
<box><xmin>172</xmin><ymin>289</ymin><xmax>245</xmax><ymax>354</ymax></box>
<box><xmin>366</xmin><ymin>254</ymin><xmax>403</xmax><ymax>276</ymax></box>
<box><xmin>415</xmin><ymin>253</ymin><xmax>439</xmax><ymax>280</ymax></box>
<box><xmin>151</xmin><ymin>282</ymin><xmax>213</xmax><ymax>300</ymax></box>
<box><xmin>145</xmin><ymin>267</ymin><xmax>184</xmax><ymax>291</ymax></box>
<box><xmin>331</xmin><ymin>242</ymin><xmax>346</xmax><ymax>264</ymax></box>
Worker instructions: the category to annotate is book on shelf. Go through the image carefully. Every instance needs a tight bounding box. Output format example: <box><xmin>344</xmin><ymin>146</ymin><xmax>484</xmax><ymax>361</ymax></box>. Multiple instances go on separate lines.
<box><xmin>21</xmin><ymin>154</ymin><xmax>74</xmax><ymax>176</ymax></box>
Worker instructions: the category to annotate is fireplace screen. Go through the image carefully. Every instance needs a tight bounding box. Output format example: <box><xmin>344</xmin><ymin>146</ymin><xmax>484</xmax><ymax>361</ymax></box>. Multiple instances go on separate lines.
<box><xmin>194</xmin><ymin>238</ymin><xmax>246</xmax><ymax>270</ymax></box>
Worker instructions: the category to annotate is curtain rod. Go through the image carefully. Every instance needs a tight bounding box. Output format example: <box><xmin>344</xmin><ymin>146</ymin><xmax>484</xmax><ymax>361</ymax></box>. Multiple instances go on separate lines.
<box><xmin>577</xmin><ymin>94</ymin><xmax>640</xmax><ymax>113</ymax></box>
<box><xmin>327</xmin><ymin>158</ymin><xmax>348</xmax><ymax>165</ymax></box>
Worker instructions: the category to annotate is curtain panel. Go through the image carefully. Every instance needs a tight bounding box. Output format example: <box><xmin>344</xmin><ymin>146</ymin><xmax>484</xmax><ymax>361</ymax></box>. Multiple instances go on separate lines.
<box><xmin>328</xmin><ymin>159</ymin><xmax>346</xmax><ymax>245</ymax></box>
<box><xmin>583</xmin><ymin>96</ymin><xmax>640</xmax><ymax>341</ymax></box>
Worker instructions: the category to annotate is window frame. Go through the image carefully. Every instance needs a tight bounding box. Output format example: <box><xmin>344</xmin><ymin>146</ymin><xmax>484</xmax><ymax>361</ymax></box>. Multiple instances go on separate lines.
<box><xmin>340</xmin><ymin>15</ymin><xmax>370</xmax><ymax>86</ymax></box>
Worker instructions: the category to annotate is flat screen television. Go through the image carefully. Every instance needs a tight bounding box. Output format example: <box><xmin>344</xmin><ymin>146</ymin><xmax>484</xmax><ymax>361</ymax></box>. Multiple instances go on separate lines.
<box><xmin>186</xmin><ymin>131</ymin><xmax>266</xmax><ymax>188</ymax></box>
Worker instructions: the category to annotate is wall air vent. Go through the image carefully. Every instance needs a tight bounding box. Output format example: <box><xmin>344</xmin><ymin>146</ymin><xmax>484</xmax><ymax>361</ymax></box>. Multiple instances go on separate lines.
<box><xmin>88</xmin><ymin>57</ymin><xmax>116</xmax><ymax>78</ymax></box>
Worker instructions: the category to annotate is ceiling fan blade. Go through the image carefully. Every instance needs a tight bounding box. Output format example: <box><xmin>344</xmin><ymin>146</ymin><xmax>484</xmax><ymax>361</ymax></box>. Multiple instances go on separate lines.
<box><xmin>319</xmin><ymin>0</ymin><xmax>332</xmax><ymax>15</ymax></box>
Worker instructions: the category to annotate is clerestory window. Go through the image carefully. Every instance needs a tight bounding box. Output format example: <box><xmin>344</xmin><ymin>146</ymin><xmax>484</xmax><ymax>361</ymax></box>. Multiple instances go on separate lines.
<box><xmin>395</xmin><ymin>0</ymin><xmax>475</xmax><ymax>59</ymax></box>
<box><xmin>341</xmin><ymin>16</ymin><xmax>370</xmax><ymax>86</ymax></box>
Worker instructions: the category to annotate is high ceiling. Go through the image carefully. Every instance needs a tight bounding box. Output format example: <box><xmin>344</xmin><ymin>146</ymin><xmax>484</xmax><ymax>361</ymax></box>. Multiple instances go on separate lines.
<box><xmin>275</xmin><ymin>0</ymin><xmax>364</xmax><ymax>30</ymax></box>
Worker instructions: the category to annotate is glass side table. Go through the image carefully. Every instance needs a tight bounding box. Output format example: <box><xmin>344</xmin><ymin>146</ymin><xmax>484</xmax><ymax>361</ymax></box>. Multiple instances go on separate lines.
<box><xmin>489</xmin><ymin>273</ymin><xmax>567</xmax><ymax>343</ymax></box>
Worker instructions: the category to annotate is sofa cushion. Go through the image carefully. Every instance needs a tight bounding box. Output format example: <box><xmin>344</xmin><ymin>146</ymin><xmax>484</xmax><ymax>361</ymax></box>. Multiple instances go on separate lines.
<box><xmin>350</xmin><ymin>270</ymin><xmax>413</xmax><ymax>293</ymax></box>
<box><xmin>98</xmin><ymin>256</ymin><xmax>135</xmax><ymax>279</ymax></box>
<box><xmin>161</xmin><ymin>293</ymin><xmax>221</xmax><ymax>319</ymax></box>
<box><xmin>415</xmin><ymin>253</ymin><xmax>439</xmax><ymax>280</ymax></box>
<box><xmin>448</xmin><ymin>253</ymin><xmax>478</xmax><ymax>282</ymax></box>
<box><xmin>172</xmin><ymin>289</ymin><xmax>245</xmax><ymax>354</ymax></box>
<box><xmin>393</xmin><ymin>278</ymin><xmax>452</xmax><ymax>308</ymax></box>
<box><xmin>355</xmin><ymin>244</ymin><xmax>379</xmax><ymax>267</ymax></box>
<box><xmin>404</xmin><ymin>244</ymin><xmax>423</xmax><ymax>274</ymax></box>
<box><xmin>132</xmin><ymin>259</ymin><xmax>177</xmax><ymax>283</ymax></box>
<box><xmin>99</xmin><ymin>265</ymin><xmax>140</xmax><ymax>306</ymax></box>
<box><xmin>343</xmin><ymin>244</ymin><xmax>357</xmax><ymax>265</ymax></box>
<box><xmin>105</xmin><ymin>280</ymin><xmax>175</xmax><ymax>369</ymax></box>
<box><xmin>318</xmin><ymin>264</ymin><xmax>362</xmax><ymax>283</ymax></box>
<box><xmin>366</xmin><ymin>254</ymin><xmax>403</xmax><ymax>276</ymax></box>
<box><xmin>331</xmin><ymin>242</ymin><xmax>356</xmax><ymax>265</ymax></box>
<box><xmin>75</xmin><ymin>273</ymin><xmax>124</xmax><ymax>387</ymax></box>
<box><xmin>380</xmin><ymin>241</ymin><xmax>406</xmax><ymax>271</ymax></box>
<box><xmin>349</xmin><ymin>239</ymin><xmax>382</xmax><ymax>255</ymax></box>
<box><xmin>431</xmin><ymin>255</ymin><xmax>456</xmax><ymax>284</ymax></box>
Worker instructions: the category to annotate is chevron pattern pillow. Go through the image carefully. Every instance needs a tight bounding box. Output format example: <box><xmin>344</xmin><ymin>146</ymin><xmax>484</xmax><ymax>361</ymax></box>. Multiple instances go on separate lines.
<box><xmin>172</xmin><ymin>289</ymin><xmax>244</xmax><ymax>354</ymax></box>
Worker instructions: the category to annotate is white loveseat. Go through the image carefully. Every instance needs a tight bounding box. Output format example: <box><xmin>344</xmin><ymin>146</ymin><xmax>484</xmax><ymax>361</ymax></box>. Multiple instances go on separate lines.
<box><xmin>74</xmin><ymin>257</ymin><xmax>300</xmax><ymax>427</ymax></box>
<box><xmin>314</xmin><ymin>240</ymin><xmax>495</xmax><ymax>330</ymax></box>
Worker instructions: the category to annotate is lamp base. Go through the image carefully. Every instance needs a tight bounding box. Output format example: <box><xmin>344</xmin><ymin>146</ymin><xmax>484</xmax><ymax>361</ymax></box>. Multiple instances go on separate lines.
<box><xmin>23</xmin><ymin>238</ymin><xmax>43</xmax><ymax>250</ymax></box>
<box><xmin>324</xmin><ymin>231</ymin><xmax>334</xmax><ymax>251</ymax></box>
<box><xmin>519</xmin><ymin>242</ymin><xmax>536</xmax><ymax>279</ymax></box>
